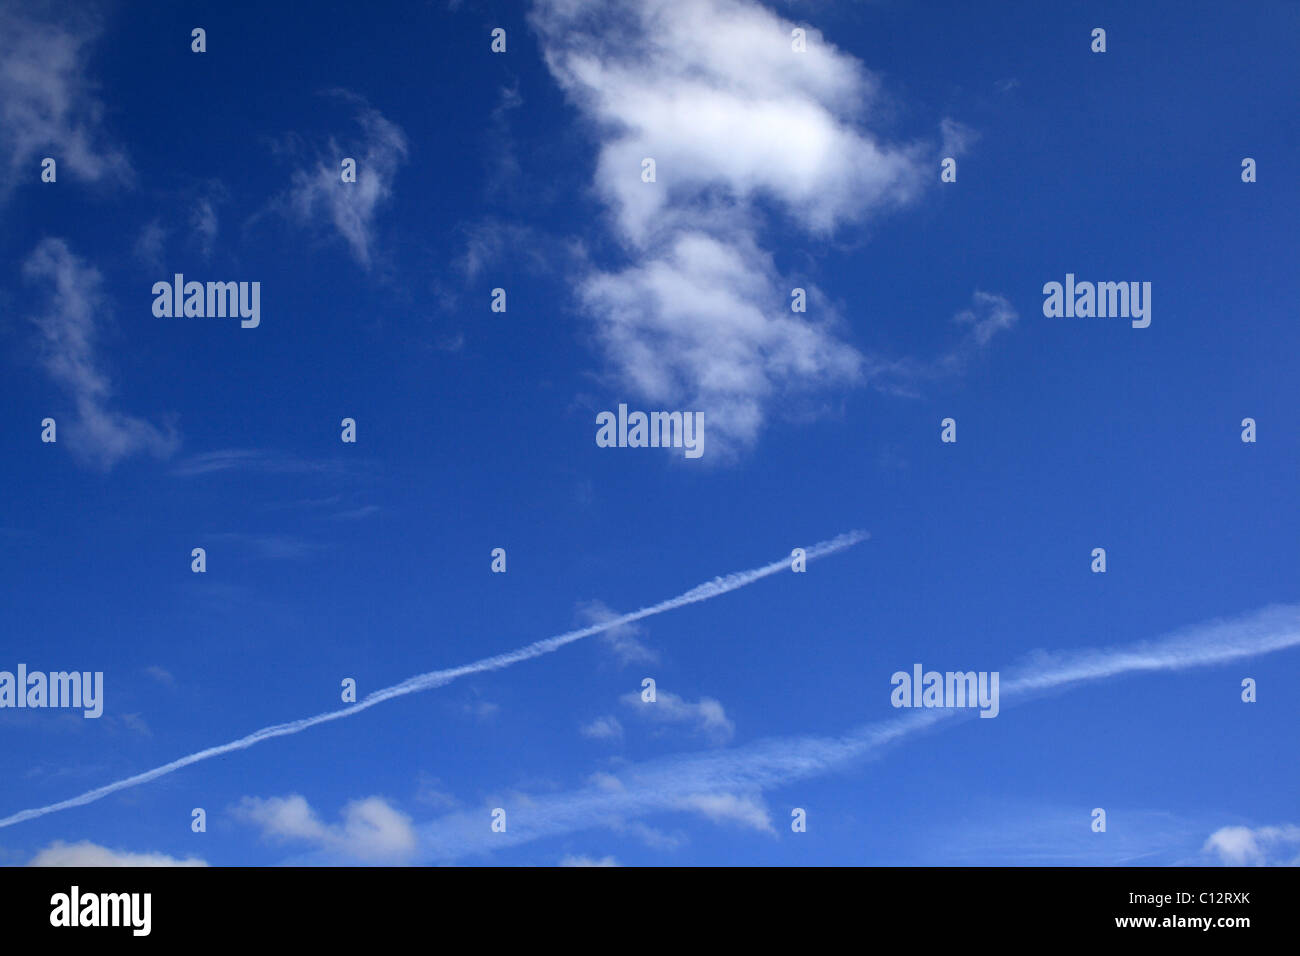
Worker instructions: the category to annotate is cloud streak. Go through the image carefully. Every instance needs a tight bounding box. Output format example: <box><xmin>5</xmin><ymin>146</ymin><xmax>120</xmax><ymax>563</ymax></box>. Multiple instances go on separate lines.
<box><xmin>0</xmin><ymin>531</ymin><xmax>866</xmax><ymax>829</ymax></box>
<box><xmin>23</xmin><ymin>238</ymin><xmax>178</xmax><ymax>470</ymax></box>
<box><xmin>412</xmin><ymin>601</ymin><xmax>1300</xmax><ymax>861</ymax></box>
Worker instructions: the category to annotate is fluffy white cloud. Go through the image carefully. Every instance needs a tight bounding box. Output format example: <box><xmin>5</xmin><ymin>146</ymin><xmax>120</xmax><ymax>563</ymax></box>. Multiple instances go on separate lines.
<box><xmin>29</xmin><ymin>841</ymin><xmax>205</xmax><ymax>867</ymax></box>
<box><xmin>236</xmin><ymin>794</ymin><xmax>417</xmax><ymax>862</ymax></box>
<box><xmin>533</xmin><ymin>0</ymin><xmax>921</xmax><ymax>244</ymax></box>
<box><xmin>582</xmin><ymin>231</ymin><xmax>865</xmax><ymax>450</ymax></box>
<box><xmin>1203</xmin><ymin>824</ymin><xmax>1300</xmax><ymax>866</ymax></box>
<box><xmin>531</xmin><ymin>0</ymin><xmax>930</xmax><ymax>454</ymax></box>
<box><xmin>23</xmin><ymin>238</ymin><xmax>179</xmax><ymax>470</ymax></box>
<box><xmin>0</xmin><ymin>5</ymin><xmax>130</xmax><ymax>198</ymax></box>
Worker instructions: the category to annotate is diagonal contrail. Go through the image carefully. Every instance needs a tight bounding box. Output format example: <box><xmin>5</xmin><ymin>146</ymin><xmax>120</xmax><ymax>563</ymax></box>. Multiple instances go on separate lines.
<box><xmin>0</xmin><ymin>531</ymin><xmax>867</xmax><ymax>829</ymax></box>
<box><xmin>410</xmin><ymin>601</ymin><xmax>1300</xmax><ymax>861</ymax></box>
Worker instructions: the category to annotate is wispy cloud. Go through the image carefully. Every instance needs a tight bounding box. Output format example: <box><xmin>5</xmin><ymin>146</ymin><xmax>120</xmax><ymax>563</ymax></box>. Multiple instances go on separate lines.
<box><xmin>143</xmin><ymin>666</ymin><xmax>175</xmax><ymax>687</ymax></box>
<box><xmin>412</xmin><ymin>600</ymin><xmax>1300</xmax><ymax>861</ymax></box>
<box><xmin>619</xmin><ymin>690</ymin><xmax>734</xmax><ymax>744</ymax></box>
<box><xmin>329</xmin><ymin>504</ymin><xmax>381</xmax><ymax>521</ymax></box>
<box><xmin>191</xmin><ymin>196</ymin><xmax>219</xmax><ymax>258</ymax></box>
<box><xmin>23</xmin><ymin>238</ymin><xmax>178</xmax><ymax>470</ymax></box>
<box><xmin>132</xmin><ymin>182</ymin><xmax>225</xmax><ymax>267</ymax></box>
<box><xmin>280</xmin><ymin>91</ymin><xmax>408</xmax><ymax>269</ymax></box>
<box><xmin>924</xmin><ymin>803</ymin><xmax>1210</xmax><ymax>866</ymax></box>
<box><xmin>133</xmin><ymin>220</ymin><xmax>168</xmax><ymax>270</ymax></box>
<box><xmin>0</xmin><ymin>5</ymin><xmax>130</xmax><ymax>199</ymax></box>
<box><xmin>676</xmin><ymin>792</ymin><xmax>773</xmax><ymax>833</ymax></box>
<box><xmin>170</xmin><ymin>449</ymin><xmax>357</xmax><ymax>478</ymax></box>
<box><xmin>208</xmin><ymin>532</ymin><xmax>320</xmax><ymax>560</ymax></box>
<box><xmin>579</xmin><ymin>715</ymin><xmax>624</xmax><ymax>740</ymax></box>
<box><xmin>577</xmin><ymin>599</ymin><xmax>657</xmax><ymax>665</ymax></box>
<box><xmin>867</xmin><ymin>291</ymin><xmax>1020</xmax><ymax>397</ymax></box>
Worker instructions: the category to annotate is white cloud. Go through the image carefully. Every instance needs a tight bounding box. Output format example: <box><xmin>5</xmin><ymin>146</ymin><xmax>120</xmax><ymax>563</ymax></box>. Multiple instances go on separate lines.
<box><xmin>191</xmin><ymin>197</ymin><xmax>219</xmax><ymax>258</ymax></box>
<box><xmin>939</xmin><ymin>117</ymin><xmax>978</xmax><ymax>158</ymax></box>
<box><xmin>29</xmin><ymin>840</ymin><xmax>205</xmax><ymax>867</ymax></box>
<box><xmin>0</xmin><ymin>6</ymin><xmax>130</xmax><ymax>198</ymax></box>
<box><xmin>613</xmin><ymin>819</ymin><xmax>685</xmax><ymax>851</ymax></box>
<box><xmin>119</xmin><ymin>713</ymin><xmax>151</xmax><ymax>737</ymax></box>
<box><xmin>587</xmin><ymin>771</ymin><xmax>624</xmax><ymax>792</ymax></box>
<box><xmin>871</xmin><ymin>291</ymin><xmax>1019</xmax><ymax>394</ymax></box>
<box><xmin>236</xmin><ymin>794</ymin><xmax>417</xmax><ymax>862</ymax></box>
<box><xmin>454</xmin><ymin>220</ymin><xmax>553</xmax><ymax>283</ymax></box>
<box><xmin>416</xmin><ymin>603</ymin><xmax>1300</xmax><ymax>862</ymax></box>
<box><xmin>676</xmin><ymin>792</ymin><xmax>773</xmax><ymax>833</ymax></box>
<box><xmin>209</xmin><ymin>533</ymin><xmax>319</xmax><ymax>561</ymax></box>
<box><xmin>559</xmin><ymin>854</ymin><xmax>619</xmax><ymax>866</ymax></box>
<box><xmin>579</xmin><ymin>716</ymin><xmax>624</xmax><ymax>740</ymax></box>
<box><xmin>533</xmin><ymin>0</ymin><xmax>920</xmax><ymax>243</ymax></box>
<box><xmin>0</xmin><ymin>533</ymin><xmax>865</xmax><ymax>833</ymax></box>
<box><xmin>1203</xmin><ymin>824</ymin><xmax>1300</xmax><ymax>866</ymax></box>
<box><xmin>620</xmin><ymin>690</ymin><xmax>735</xmax><ymax>744</ymax></box>
<box><xmin>414</xmin><ymin>774</ymin><xmax>457</xmax><ymax>810</ymax></box>
<box><xmin>577</xmin><ymin>599</ymin><xmax>657</xmax><ymax>665</ymax></box>
<box><xmin>143</xmin><ymin>666</ymin><xmax>175</xmax><ymax>686</ymax></box>
<box><xmin>330</xmin><ymin>504</ymin><xmax>382</xmax><ymax>520</ymax></box>
<box><xmin>134</xmin><ymin>220</ymin><xmax>167</xmax><ymax>270</ymax></box>
<box><xmin>461</xmin><ymin>697</ymin><xmax>500</xmax><ymax>721</ymax></box>
<box><xmin>582</xmin><ymin>231</ymin><xmax>864</xmax><ymax>451</ymax></box>
<box><xmin>170</xmin><ymin>449</ymin><xmax>358</xmax><ymax>478</ymax></box>
<box><xmin>283</xmin><ymin>92</ymin><xmax>407</xmax><ymax>269</ymax></box>
<box><xmin>531</xmin><ymin>0</ymin><xmax>929</xmax><ymax>454</ymax></box>
<box><xmin>23</xmin><ymin>238</ymin><xmax>179</xmax><ymax>470</ymax></box>
<box><xmin>953</xmin><ymin>291</ymin><xmax>1018</xmax><ymax>350</ymax></box>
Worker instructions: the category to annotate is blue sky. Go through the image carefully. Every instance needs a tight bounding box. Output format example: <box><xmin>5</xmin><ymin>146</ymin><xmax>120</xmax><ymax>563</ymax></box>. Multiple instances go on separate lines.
<box><xmin>2</xmin><ymin>0</ymin><xmax>1298</xmax><ymax>867</ymax></box>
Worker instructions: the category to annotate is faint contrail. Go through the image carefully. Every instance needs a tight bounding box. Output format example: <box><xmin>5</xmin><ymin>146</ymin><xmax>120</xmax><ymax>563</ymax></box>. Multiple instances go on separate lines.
<box><xmin>0</xmin><ymin>531</ymin><xmax>867</xmax><ymax>829</ymax></box>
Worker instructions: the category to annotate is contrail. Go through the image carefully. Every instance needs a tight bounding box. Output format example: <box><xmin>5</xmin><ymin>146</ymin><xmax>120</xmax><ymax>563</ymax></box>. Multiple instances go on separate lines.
<box><xmin>410</xmin><ymin>601</ymin><xmax>1300</xmax><ymax>861</ymax></box>
<box><xmin>0</xmin><ymin>531</ymin><xmax>867</xmax><ymax>829</ymax></box>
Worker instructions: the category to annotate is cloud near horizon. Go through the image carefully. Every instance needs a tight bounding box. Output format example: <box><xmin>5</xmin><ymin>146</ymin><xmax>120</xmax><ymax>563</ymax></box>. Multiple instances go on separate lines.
<box><xmin>28</xmin><ymin>840</ymin><xmax>206</xmax><ymax>867</ymax></box>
